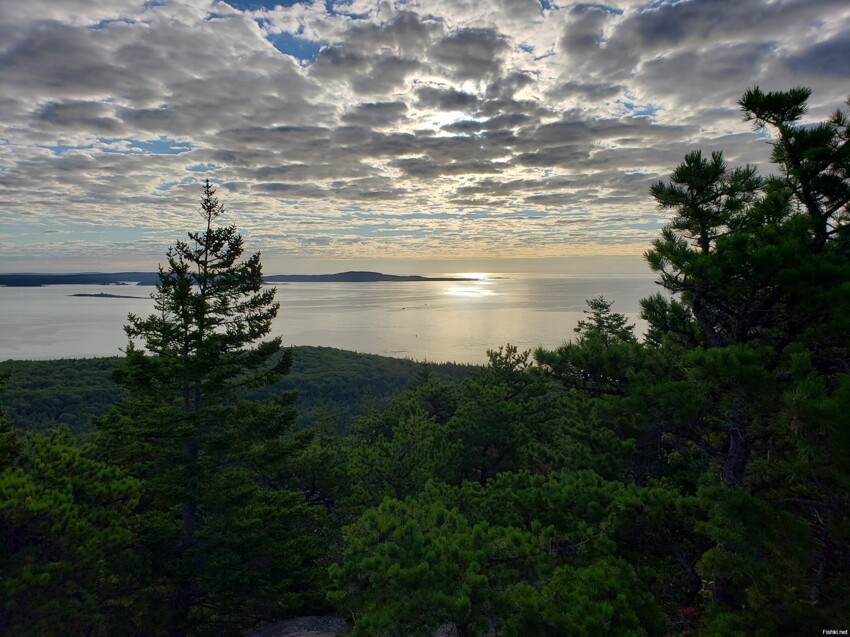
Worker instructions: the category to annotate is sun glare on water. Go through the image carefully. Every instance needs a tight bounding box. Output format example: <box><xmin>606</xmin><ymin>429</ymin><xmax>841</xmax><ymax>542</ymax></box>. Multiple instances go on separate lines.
<box><xmin>445</xmin><ymin>273</ymin><xmax>497</xmax><ymax>298</ymax></box>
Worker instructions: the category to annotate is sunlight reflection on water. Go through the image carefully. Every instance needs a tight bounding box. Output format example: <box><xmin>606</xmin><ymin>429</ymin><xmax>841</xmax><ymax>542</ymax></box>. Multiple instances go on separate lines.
<box><xmin>444</xmin><ymin>282</ymin><xmax>497</xmax><ymax>298</ymax></box>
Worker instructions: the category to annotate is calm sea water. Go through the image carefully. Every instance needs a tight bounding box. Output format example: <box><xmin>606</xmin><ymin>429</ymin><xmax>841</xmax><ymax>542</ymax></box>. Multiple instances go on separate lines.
<box><xmin>0</xmin><ymin>275</ymin><xmax>660</xmax><ymax>364</ymax></box>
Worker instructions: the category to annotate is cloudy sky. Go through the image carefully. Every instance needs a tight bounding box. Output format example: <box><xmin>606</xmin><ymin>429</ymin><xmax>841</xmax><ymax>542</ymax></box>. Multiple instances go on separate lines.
<box><xmin>0</xmin><ymin>0</ymin><xmax>848</xmax><ymax>273</ymax></box>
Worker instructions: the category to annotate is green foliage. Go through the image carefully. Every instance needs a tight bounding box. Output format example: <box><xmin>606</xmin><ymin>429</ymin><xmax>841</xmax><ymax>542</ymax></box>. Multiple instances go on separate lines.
<box><xmin>0</xmin><ymin>425</ymin><xmax>139</xmax><ymax>636</ymax></box>
<box><xmin>507</xmin><ymin>558</ymin><xmax>664</xmax><ymax>637</ymax></box>
<box><xmin>0</xmin><ymin>347</ymin><xmax>474</xmax><ymax>434</ymax></box>
<box><xmin>641</xmin><ymin>86</ymin><xmax>850</xmax><ymax>632</ymax></box>
<box><xmin>536</xmin><ymin>297</ymin><xmax>643</xmax><ymax>397</ymax></box>
<box><xmin>695</xmin><ymin>484</ymin><xmax>818</xmax><ymax>636</ymax></box>
<box><xmin>330</xmin><ymin>495</ymin><xmax>499</xmax><ymax>636</ymax></box>
<box><xmin>575</xmin><ymin>296</ymin><xmax>636</xmax><ymax>343</ymax></box>
<box><xmin>740</xmin><ymin>86</ymin><xmax>850</xmax><ymax>252</ymax></box>
<box><xmin>639</xmin><ymin>293</ymin><xmax>702</xmax><ymax>348</ymax></box>
<box><xmin>331</xmin><ymin>471</ymin><xmax>676</xmax><ymax>636</ymax></box>
<box><xmin>121</xmin><ymin>179</ymin><xmax>289</xmax><ymax>402</ymax></box>
<box><xmin>444</xmin><ymin>346</ymin><xmax>554</xmax><ymax>483</ymax></box>
<box><xmin>649</xmin><ymin>149</ymin><xmax>762</xmax><ymax>254</ymax></box>
<box><xmin>0</xmin><ymin>357</ymin><xmax>124</xmax><ymax>434</ymax></box>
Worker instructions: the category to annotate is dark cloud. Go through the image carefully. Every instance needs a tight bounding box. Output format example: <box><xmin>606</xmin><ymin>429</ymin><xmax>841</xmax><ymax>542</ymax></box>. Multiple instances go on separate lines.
<box><xmin>0</xmin><ymin>21</ymin><xmax>150</xmax><ymax>100</ymax></box>
<box><xmin>392</xmin><ymin>157</ymin><xmax>507</xmax><ymax>178</ymax></box>
<box><xmin>558</xmin><ymin>3</ymin><xmax>638</xmax><ymax>81</ymax></box>
<box><xmin>548</xmin><ymin>81</ymin><xmax>623</xmax><ymax>101</ymax></box>
<box><xmin>415</xmin><ymin>86</ymin><xmax>480</xmax><ymax>111</ymax></box>
<box><xmin>36</xmin><ymin>101</ymin><xmax>122</xmax><ymax>133</ymax></box>
<box><xmin>638</xmin><ymin>42</ymin><xmax>778</xmax><ymax>103</ymax></box>
<box><xmin>431</xmin><ymin>27</ymin><xmax>510</xmax><ymax>80</ymax></box>
<box><xmin>310</xmin><ymin>46</ymin><xmax>371</xmax><ymax>78</ymax></box>
<box><xmin>350</xmin><ymin>54</ymin><xmax>421</xmax><ymax>94</ymax></box>
<box><xmin>485</xmin><ymin>72</ymin><xmax>535</xmax><ymax>99</ymax></box>
<box><xmin>560</xmin><ymin>3</ymin><xmax>613</xmax><ymax>55</ymax></box>
<box><xmin>620</xmin><ymin>0</ymin><xmax>847</xmax><ymax>52</ymax></box>
<box><xmin>786</xmin><ymin>31</ymin><xmax>850</xmax><ymax>78</ymax></box>
<box><xmin>344</xmin><ymin>11</ymin><xmax>442</xmax><ymax>53</ymax></box>
<box><xmin>484</xmin><ymin>112</ymin><xmax>533</xmax><ymax>129</ymax></box>
<box><xmin>342</xmin><ymin>102</ymin><xmax>409</xmax><ymax>128</ymax></box>
<box><xmin>513</xmin><ymin>146</ymin><xmax>591</xmax><ymax>167</ymax></box>
<box><xmin>441</xmin><ymin>119</ymin><xmax>486</xmax><ymax>134</ymax></box>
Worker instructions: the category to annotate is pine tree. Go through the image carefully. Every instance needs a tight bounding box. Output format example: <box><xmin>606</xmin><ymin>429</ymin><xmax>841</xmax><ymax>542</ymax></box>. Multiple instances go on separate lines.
<box><xmin>643</xmin><ymin>88</ymin><xmax>850</xmax><ymax>631</ymax></box>
<box><xmin>739</xmin><ymin>86</ymin><xmax>850</xmax><ymax>253</ymax></box>
<box><xmin>536</xmin><ymin>297</ymin><xmax>641</xmax><ymax>397</ymax></box>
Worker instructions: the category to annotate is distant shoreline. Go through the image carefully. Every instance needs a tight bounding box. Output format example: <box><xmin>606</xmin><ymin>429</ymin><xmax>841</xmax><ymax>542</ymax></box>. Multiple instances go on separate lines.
<box><xmin>0</xmin><ymin>270</ymin><xmax>479</xmax><ymax>287</ymax></box>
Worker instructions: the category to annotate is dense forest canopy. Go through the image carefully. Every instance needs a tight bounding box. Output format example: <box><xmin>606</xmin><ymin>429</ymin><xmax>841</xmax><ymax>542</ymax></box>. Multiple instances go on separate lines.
<box><xmin>2</xmin><ymin>87</ymin><xmax>849</xmax><ymax>636</ymax></box>
<box><xmin>0</xmin><ymin>348</ymin><xmax>474</xmax><ymax>435</ymax></box>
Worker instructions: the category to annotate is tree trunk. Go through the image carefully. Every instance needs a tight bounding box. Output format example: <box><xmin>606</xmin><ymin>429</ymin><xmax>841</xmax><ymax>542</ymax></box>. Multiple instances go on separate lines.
<box><xmin>692</xmin><ymin>295</ymin><xmax>724</xmax><ymax>348</ymax></box>
<box><xmin>170</xmin><ymin>432</ymin><xmax>200</xmax><ymax>636</ymax></box>
<box><xmin>720</xmin><ymin>420</ymin><xmax>748</xmax><ymax>487</ymax></box>
<box><xmin>712</xmin><ymin>415</ymin><xmax>750</xmax><ymax>606</ymax></box>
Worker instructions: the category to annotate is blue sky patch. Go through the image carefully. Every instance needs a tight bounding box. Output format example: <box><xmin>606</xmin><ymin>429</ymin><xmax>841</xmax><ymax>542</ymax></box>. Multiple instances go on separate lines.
<box><xmin>157</xmin><ymin>176</ymin><xmax>195</xmax><ymax>191</ymax></box>
<box><xmin>42</xmin><ymin>143</ymin><xmax>95</xmax><ymax>156</ymax></box>
<box><xmin>640</xmin><ymin>0</ymin><xmax>684</xmax><ymax>11</ymax></box>
<box><xmin>227</xmin><ymin>1</ymin><xmax>306</xmax><ymax>10</ymax></box>
<box><xmin>620</xmin><ymin>101</ymin><xmax>658</xmax><ymax>118</ymax></box>
<box><xmin>98</xmin><ymin>137</ymin><xmax>192</xmax><ymax>155</ymax></box>
<box><xmin>187</xmin><ymin>163</ymin><xmax>221</xmax><ymax>173</ymax></box>
<box><xmin>575</xmin><ymin>3</ymin><xmax>624</xmax><ymax>15</ymax></box>
<box><xmin>90</xmin><ymin>18</ymin><xmax>136</xmax><ymax>30</ymax></box>
<box><xmin>269</xmin><ymin>32</ymin><xmax>322</xmax><ymax>62</ymax></box>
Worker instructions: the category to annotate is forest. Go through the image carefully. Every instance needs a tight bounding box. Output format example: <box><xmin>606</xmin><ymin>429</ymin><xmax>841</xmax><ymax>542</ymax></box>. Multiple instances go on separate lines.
<box><xmin>2</xmin><ymin>87</ymin><xmax>849</xmax><ymax>636</ymax></box>
<box><xmin>0</xmin><ymin>348</ymin><xmax>474</xmax><ymax>434</ymax></box>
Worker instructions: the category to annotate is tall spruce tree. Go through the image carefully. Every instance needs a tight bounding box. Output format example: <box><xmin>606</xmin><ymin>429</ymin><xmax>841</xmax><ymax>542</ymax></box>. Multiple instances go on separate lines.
<box><xmin>97</xmin><ymin>181</ymin><xmax>321</xmax><ymax>636</ymax></box>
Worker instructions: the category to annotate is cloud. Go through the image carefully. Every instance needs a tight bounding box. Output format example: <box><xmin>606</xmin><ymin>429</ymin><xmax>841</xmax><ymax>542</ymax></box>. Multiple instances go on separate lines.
<box><xmin>341</xmin><ymin>101</ymin><xmax>409</xmax><ymax>128</ymax></box>
<box><xmin>1</xmin><ymin>0</ymin><xmax>849</xmax><ymax>267</ymax></box>
<box><xmin>431</xmin><ymin>27</ymin><xmax>511</xmax><ymax>80</ymax></box>
<box><xmin>786</xmin><ymin>31</ymin><xmax>850</xmax><ymax>77</ymax></box>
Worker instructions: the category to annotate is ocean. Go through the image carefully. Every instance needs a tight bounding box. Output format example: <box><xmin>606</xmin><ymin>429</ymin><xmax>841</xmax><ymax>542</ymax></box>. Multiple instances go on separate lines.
<box><xmin>0</xmin><ymin>274</ymin><xmax>660</xmax><ymax>364</ymax></box>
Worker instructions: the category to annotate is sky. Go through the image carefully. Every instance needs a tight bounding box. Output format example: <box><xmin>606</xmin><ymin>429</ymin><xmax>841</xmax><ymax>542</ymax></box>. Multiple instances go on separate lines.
<box><xmin>0</xmin><ymin>0</ymin><xmax>848</xmax><ymax>274</ymax></box>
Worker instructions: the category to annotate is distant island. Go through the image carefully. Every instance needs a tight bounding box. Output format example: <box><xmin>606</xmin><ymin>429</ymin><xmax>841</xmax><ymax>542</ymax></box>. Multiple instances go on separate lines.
<box><xmin>0</xmin><ymin>271</ymin><xmax>476</xmax><ymax>287</ymax></box>
<box><xmin>69</xmin><ymin>292</ymin><xmax>147</xmax><ymax>299</ymax></box>
<box><xmin>0</xmin><ymin>272</ymin><xmax>160</xmax><ymax>287</ymax></box>
<box><xmin>263</xmin><ymin>271</ymin><xmax>476</xmax><ymax>283</ymax></box>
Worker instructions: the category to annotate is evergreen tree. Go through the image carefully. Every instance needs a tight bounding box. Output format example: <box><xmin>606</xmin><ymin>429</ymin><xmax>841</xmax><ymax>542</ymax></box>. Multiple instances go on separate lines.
<box><xmin>97</xmin><ymin>181</ymin><xmax>322</xmax><ymax>636</ymax></box>
<box><xmin>536</xmin><ymin>297</ymin><xmax>642</xmax><ymax>397</ymax></box>
<box><xmin>739</xmin><ymin>86</ymin><xmax>850</xmax><ymax>253</ymax></box>
<box><xmin>643</xmin><ymin>88</ymin><xmax>850</xmax><ymax>632</ymax></box>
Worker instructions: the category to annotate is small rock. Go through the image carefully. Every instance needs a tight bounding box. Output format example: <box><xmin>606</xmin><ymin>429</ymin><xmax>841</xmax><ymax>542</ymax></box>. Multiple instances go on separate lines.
<box><xmin>247</xmin><ymin>615</ymin><xmax>350</xmax><ymax>637</ymax></box>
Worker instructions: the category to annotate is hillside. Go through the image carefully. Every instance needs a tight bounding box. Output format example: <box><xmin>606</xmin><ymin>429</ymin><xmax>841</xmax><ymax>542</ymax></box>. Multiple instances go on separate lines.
<box><xmin>0</xmin><ymin>346</ymin><xmax>476</xmax><ymax>434</ymax></box>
